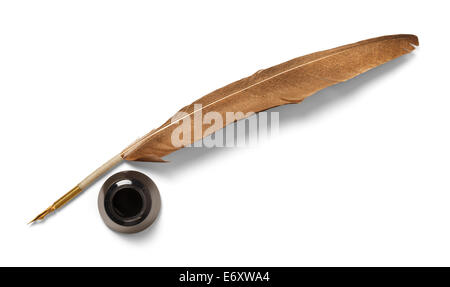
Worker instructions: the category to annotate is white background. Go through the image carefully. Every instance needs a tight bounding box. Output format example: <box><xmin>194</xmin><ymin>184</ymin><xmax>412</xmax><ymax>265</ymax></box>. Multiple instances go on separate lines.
<box><xmin>0</xmin><ymin>1</ymin><xmax>448</xmax><ymax>267</ymax></box>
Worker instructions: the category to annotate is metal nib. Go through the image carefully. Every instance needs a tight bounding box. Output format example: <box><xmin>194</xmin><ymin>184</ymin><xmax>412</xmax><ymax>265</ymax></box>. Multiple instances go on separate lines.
<box><xmin>29</xmin><ymin>206</ymin><xmax>54</xmax><ymax>224</ymax></box>
<box><xmin>28</xmin><ymin>185</ymin><xmax>82</xmax><ymax>224</ymax></box>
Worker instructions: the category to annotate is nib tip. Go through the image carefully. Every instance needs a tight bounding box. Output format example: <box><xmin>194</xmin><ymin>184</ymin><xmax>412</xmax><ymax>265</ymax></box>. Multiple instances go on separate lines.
<box><xmin>29</xmin><ymin>206</ymin><xmax>53</xmax><ymax>224</ymax></box>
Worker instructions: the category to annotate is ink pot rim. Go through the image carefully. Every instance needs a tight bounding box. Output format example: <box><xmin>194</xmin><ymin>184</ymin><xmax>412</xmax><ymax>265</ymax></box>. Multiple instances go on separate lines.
<box><xmin>98</xmin><ymin>170</ymin><xmax>161</xmax><ymax>233</ymax></box>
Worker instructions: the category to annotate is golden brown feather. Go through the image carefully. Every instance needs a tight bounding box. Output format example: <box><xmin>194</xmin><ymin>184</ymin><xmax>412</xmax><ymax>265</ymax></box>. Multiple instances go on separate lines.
<box><xmin>122</xmin><ymin>34</ymin><xmax>419</xmax><ymax>162</ymax></box>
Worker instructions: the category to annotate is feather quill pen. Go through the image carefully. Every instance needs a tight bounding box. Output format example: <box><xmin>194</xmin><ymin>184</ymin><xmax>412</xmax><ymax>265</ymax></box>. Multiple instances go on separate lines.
<box><xmin>30</xmin><ymin>34</ymin><xmax>419</xmax><ymax>223</ymax></box>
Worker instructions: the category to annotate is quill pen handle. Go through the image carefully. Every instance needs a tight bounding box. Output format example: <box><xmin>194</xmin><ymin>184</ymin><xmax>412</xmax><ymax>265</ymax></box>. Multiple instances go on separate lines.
<box><xmin>29</xmin><ymin>154</ymin><xmax>123</xmax><ymax>223</ymax></box>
